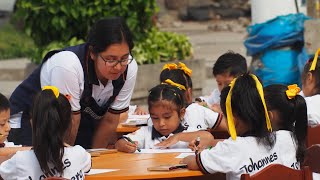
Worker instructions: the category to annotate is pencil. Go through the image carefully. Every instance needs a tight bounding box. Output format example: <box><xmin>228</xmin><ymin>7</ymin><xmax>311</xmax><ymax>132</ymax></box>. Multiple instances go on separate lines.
<box><xmin>125</xmin><ymin>136</ymin><xmax>141</xmax><ymax>152</ymax></box>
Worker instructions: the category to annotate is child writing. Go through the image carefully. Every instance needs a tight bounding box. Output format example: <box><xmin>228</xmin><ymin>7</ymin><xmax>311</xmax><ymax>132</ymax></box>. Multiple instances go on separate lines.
<box><xmin>301</xmin><ymin>48</ymin><xmax>320</xmax><ymax>125</ymax></box>
<box><xmin>264</xmin><ymin>84</ymin><xmax>307</xmax><ymax>166</ymax></box>
<box><xmin>160</xmin><ymin>62</ymin><xmax>226</xmax><ymax>131</ymax></box>
<box><xmin>0</xmin><ymin>86</ymin><xmax>91</xmax><ymax>179</ymax></box>
<box><xmin>198</xmin><ymin>51</ymin><xmax>247</xmax><ymax>112</ymax></box>
<box><xmin>115</xmin><ymin>84</ymin><xmax>207</xmax><ymax>152</ymax></box>
<box><xmin>182</xmin><ymin>73</ymin><xmax>300</xmax><ymax>180</ymax></box>
<box><xmin>0</xmin><ymin>93</ymin><xmax>30</xmax><ymax>156</ymax></box>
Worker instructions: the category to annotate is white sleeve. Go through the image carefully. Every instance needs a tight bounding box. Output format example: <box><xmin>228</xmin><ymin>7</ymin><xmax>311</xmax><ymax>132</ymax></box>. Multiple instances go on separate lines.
<box><xmin>196</xmin><ymin>140</ymin><xmax>237</xmax><ymax>174</ymax></box>
<box><xmin>0</xmin><ymin>154</ymin><xmax>17</xmax><ymax>179</ymax></box>
<box><xmin>125</xmin><ymin>126</ymin><xmax>147</xmax><ymax>149</ymax></box>
<box><xmin>204</xmin><ymin>108</ymin><xmax>222</xmax><ymax>130</ymax></box>
<box><xmin>77</xmin><ymin>146</ymin><xmax>92</xmax><ymax>173</ymax></box>
<box><xmin>40</xmin><ymin>51</ymin><xmax>84</xmax><ymax>112</ymax></box>
<box><xmin>110</xmin><ymin>59</ymin><xmax>138</xmax><ymax>111</ymax></box>
<box><xmin>305</xmin><ymin>97</ymin><xmax>320</xmax><ymax>126</ymax></box>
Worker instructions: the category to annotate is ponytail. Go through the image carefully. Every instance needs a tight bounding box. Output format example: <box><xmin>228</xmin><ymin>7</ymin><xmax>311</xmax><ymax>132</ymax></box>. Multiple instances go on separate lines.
<box><xmin>292</xmin><ymin>95</ymin><xmax>308</xmax><ymax>163</ymax></box>
<box><xmin>32</xmin><ymin>88</ymin><xmax>71</xmax><ymax>176</ymax></box>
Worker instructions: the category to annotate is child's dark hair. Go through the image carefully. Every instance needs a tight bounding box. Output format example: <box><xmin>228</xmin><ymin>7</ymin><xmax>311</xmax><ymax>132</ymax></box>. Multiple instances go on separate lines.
<box><xmin>87</xmin><ymin>16</ymin><xmax>134</xmax><ymax>54</ymax></box>
<box><xmin>0</xmin><ymin>93</ymin><xmax>10</xmax><ymax>112</ymax></box>
<box><xmin>220</xmin><ymin>73</ymin><xmax>275</xmax><ymax>148</ymax></box>
<box><xmin>148</xmin><ymin>84</ymin><xmax>185</xmax><ymax>118</ymax></box>
<box><xmin>160</xmin><ymin>69</ymin><xmax>192</xmax><ymax>89</ymax></box>
<box><xmin>302</xmin><ymin>56</ymin><xmax>320</xmax><ymax>94</ymax></box>
<box><xmin>213</xmin><ymin>51</ymin><xmax>247</xmax><ymax>77</ymax></box>
<box><xmin>32</xmin><ymin>90</ymin><xmax>71</xmax><ymax>176</ymax></box>
<box><xmin>264</xmin><ymin>84</ymin><xmax>307</xmax><ymax>163</ymax></box>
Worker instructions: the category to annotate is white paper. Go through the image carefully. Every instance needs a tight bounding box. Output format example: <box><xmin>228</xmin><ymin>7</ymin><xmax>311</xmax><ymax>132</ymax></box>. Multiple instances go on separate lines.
<box><xmin>175</xmin><ymin>153</ymin><xmax>195</xmax><ymax>158</ymax></box>
<box><xmin>123</xmin><ymin>114</ymin><xmax>150</xmax><ymax>125</ymax></box>
<box><xmin>136</xmin><ymin>148</ymin><xmax>193</xmax><ymax>154</ymax></box>
<box><xmin>86</xmin><ymin>169</ymin><xmax>119</xmax><ymax>175</ymax></box>
<box><xmin>86</xmin><ymin>148</ymin><xmax>108</xmax><ymax>152</ymax></box>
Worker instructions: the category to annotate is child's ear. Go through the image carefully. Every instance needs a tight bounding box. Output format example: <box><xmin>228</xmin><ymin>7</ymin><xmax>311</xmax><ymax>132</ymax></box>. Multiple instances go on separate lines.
<box><xmin>179</xmin><ymin>108</ymin><xmax>186</xmax><ymax>120</ymax></box>
<box><xmin>307</xmin><ymin>72</ymin><xmax>314</xmax><ymax>82</ymax></box>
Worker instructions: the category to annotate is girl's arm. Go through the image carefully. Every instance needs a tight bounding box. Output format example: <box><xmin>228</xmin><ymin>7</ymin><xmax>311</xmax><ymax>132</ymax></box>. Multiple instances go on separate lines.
<box><xmin>155</xmin><ymin>130</ymin><xmax>214</xmax><ymax>148</ymax></box>
<box><xmin>181</xmin><ymin>155</ymin><xmax>199</xmax><ymax>170</ymax></box>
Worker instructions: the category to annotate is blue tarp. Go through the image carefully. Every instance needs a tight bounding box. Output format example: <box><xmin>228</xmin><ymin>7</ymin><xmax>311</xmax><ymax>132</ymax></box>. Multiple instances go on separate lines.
<box><xmin>244</xmin><ymin>13</ymin><xmax>311</xmax><ymax>86</ymax></box>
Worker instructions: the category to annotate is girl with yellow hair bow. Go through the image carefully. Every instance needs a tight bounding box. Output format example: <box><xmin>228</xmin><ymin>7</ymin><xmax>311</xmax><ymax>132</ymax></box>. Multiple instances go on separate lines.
<box><xmin>181</xmin><ymin>74</ymin><xmax>298</xmax><ymax>180</ymax></box>
<box><xmin>301</xmin><ymin>48</ymin><xmax>320</xmax><ymax>125</ymax></box>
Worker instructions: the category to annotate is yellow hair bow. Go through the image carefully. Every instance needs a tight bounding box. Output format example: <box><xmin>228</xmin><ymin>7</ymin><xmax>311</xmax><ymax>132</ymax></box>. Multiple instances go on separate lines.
<box><xmin>162</xmin><ymin>63</ymin><xmax>178</xmax><ymax>71</ymax></box>
<box><xmin>178</xmin><ymin>62</ymin><xmax>192</xmax><ymax>77</ymax></box>
<box><xmin>162</xmin><ymin>79</ymin><xmax>186</xmax><ymax>91</ymax></box>
<box><xmin>225</xmin><ymin>74</ymin><xmax>272</xmax><ymax>140</ymax></box>
<box><xmin>42</xmin><ymin>86</ymin><xmax>59</xmax><ymax>98</ymax></box>
<box><xmin>309</xmin><ymin>48</ymin><xmax>320</xmax><ymax>71</ymax></box>
<box><xmin>286</xmin><ymin>84</ymin><xmax>300</xmax><ymax>99</ymax></box>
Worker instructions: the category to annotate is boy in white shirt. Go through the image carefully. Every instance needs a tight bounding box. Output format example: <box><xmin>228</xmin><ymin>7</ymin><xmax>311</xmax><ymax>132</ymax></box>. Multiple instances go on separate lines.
<box><xmin>198</xmin><ymin>51</ymin><xmax>247</xmax><ymax>111</ymax></box>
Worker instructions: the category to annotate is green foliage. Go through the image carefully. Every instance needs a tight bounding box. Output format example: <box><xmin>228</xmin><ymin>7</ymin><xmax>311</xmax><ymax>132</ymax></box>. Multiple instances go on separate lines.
<box><xmin>15</xmin><ymin>0</ymin><xmax>158</xmax><ymax>46</ymax></box>
<box><xmin>13</xmin><ymin>0</ymin><xmax>193</xmax><ymax>64</ymax></box>
<box><xmin>0</xmin><ymin>22</ymin><xmax>35</xmax><ymax>60</ymax></box>
<box><xmin>133</xmin><ymin>28</ymin><xmax>193</xmax><ymax>64</ymax></box>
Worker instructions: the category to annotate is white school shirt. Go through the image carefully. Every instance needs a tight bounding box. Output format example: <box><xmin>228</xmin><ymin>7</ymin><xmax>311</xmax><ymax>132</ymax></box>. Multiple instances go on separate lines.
<box><xmin>304</xmin><ymin>94</ymin><xmax>320</xmax><ymax>126</ymax></box>
<box><xmin>125</xmin><ymin>125</ymin><xmax>198</xmax><ymax>149</ymax></box>
<box><xmin>182</xmin><ymin>103</ymin><xmax>222</xmax><ymax>130</ymax></box>
<box><xmin>0</xmin><ymin>145</ymin><xmax>91</xmax><ymax>180</ymax></box>
<box><xmin>197</xmin><ymin>130</ymin><xmax>298</xmax><ymax>180</ymax></box>
<box><xmin>199</xmin><ymin>88</ymin><xmax>220</xmax><ymax>106</ymax></box>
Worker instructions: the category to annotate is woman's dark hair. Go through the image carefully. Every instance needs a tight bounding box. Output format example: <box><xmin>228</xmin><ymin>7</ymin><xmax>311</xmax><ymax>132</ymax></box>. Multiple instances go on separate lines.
<box><xmin>220</xmin><ymin>73</ymin><xmax>275</xmax><ymax>148</ymax></box>
<box><xmin>87</xmin><ymin>16</ymin><xmax>134</xmax><ymax>54</ymax></box>
<box><xmin>0</xmin><ymin>93</ymin><xmax>10</xmax><ymax>112</ymax></box>
<box><xmin>32</xmin><ymin>90</ymin><xmax>71</xmax><ymax>176</ymax></box>
<box><xmin>213</xmin><ymin>51</ymin><xmax>247</xmax><ymax>77</ymax></box>
<box><xmin>264</xmin><ymin>84</ymin><xmax>307</xmax><ymax>163</ymax></box>
<box><xmin>148</xmin><ymin>84</ymin><xmax>185</xmax><ymax>119</ymax></box>
<box><xmin>302</xmin><ymin>56</ymin><xmax>320</xmax><ymax>94</ymax></box>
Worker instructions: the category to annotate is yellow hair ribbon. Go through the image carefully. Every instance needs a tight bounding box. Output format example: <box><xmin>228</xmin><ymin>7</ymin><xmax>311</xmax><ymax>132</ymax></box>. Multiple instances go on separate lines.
<box><xmin>162</xmin><ymin>63</ymin><xmax>178</xmax><ymax>71</ymax></box>
<box><xmin>250</xmin><ymin>74</ymin><xmax>272</xmax><ymax>133</ymax></box>
<box><xmin>42</xmin><ymin>86</ymin><xmax>59</xmax><ymax>98</ymax></box>
<box><xmin>162</xmin><ymin>79</ymin><xmax>186</xmax><ymax>91</ymax></box>
<box><xmin>286</xmin><ymin>84</ymin><xmax>301</xmax><ymax>99</ymax></box>
<box><xmin>226</xmin><ymin>74</ymin><xmax>272</xmax><ymax>141</ymax></box>
<box><xmin>225</xmin><ymin>77</ymin><xmax>237</xmax><ymax>140</ymax></box>
<box><xmin>178</xmin><ymin>62</ymin><xmax>192</xmax><ymax>77</ymax></box>
<box><xmin>309</xmin><ymin>48</ymin><xmax>320</xmax><ymax>71</ymax></box>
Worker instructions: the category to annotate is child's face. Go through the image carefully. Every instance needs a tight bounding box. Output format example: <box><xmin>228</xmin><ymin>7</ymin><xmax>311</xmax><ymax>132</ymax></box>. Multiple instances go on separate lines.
<box><xmin>0</xmin><ymin>109</ymin><xmax>11</xmax><ymax>140</ymax></box>
<box><xmin>215</xmin><ymin>73</ymin><xmax>235</xmax><ymax>92</ymax></box>
<box><xmin>149</xmin><ymin>101</ymin><xmax>184</xmax><ymax>136</ymax></box>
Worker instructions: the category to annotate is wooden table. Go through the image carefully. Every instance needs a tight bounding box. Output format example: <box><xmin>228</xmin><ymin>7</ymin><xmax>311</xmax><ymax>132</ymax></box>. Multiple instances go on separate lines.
<box><xmin>86</xmin><ymin>152</ymin><xmax>204</xmax><ymax>179</ymax></box>
<box><xmin>116</xmin><ymin>124</ymin><xmax>140</xmax><ymax>133</ymax></box>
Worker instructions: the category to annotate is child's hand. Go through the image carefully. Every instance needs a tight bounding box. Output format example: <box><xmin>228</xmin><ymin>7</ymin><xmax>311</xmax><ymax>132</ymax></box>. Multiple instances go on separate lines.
<box><xmin>133</xmin><ymin>106</ymin><xmax>148</xmax><ymax>115</ymax></box>
<box><xmin>188</xmin><ymin>134</ymin><xmax>215</xmax><ymax>153</ymax></box>
<box><xmin>115</xmin><ymin>139</ymin><xmax>139</xmax><ymax>153</ymax></box>
<box><xmin>154</xmin><ymin>134</ymin><xmax>179</xmax><ymax>148</ymax></box>
<box><xmin>211</xmin><ymin>103</ymin><xmax>222</xmax><ymax>113</ymax></box>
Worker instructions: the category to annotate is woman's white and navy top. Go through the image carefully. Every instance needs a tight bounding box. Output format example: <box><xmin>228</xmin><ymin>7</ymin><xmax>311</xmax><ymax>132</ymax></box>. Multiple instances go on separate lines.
<box><xmin>124</xmin><ymin>124</ymin><xmax>197</xmax><ymax>149</ymax></box>
<box><xmin>0</xmin><ymin>145</ymin><xmax>91</xmax><ymax>180</ymax></box>
<box><xmin>196</xmin><ymin>130</ymin><xmax>299</xmax><ymax>180</ymax></box>
<box><xmin>182</xmin><ymin>103</ymin><xmax>223</xmax><ymax>130</ymax></box>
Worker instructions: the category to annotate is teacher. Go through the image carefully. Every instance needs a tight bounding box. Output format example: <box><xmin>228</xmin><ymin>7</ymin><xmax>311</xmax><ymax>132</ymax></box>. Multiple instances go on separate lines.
<box><xmin>9</xmin><ymin>17</ymin><xmax>138</xmax><ymax>148</ymax></box>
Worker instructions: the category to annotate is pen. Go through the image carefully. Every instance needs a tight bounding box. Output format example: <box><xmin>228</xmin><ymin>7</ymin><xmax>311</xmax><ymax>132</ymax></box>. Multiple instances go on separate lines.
<box><xmin>195</xmin><ymin>136</ymin><xmax>200</xmax><ymax>154</ymax></box>
<box><xmin>125</xmin><ymin>136</ymin><xmax>141</xmax><ymax>152</ymax></box>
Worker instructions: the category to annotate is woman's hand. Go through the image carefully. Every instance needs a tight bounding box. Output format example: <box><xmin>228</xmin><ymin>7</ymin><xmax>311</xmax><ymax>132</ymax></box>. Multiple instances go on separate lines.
<box><xmin>133</xmin><ymin>106</ymin><xmax>148</xmax><ymax>115</ymax></box>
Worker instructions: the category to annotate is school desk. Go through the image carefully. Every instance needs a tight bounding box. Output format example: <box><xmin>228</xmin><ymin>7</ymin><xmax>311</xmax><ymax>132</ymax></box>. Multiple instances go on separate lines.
<box><xmin>116</xmin><ymin>123</ymin><xmax>140</xmax><ymax>133</ymax></box>
<box><xmin>85</xmin><ymin>152</ymin><xmax>204</xmax><ymax>179</ymax></box>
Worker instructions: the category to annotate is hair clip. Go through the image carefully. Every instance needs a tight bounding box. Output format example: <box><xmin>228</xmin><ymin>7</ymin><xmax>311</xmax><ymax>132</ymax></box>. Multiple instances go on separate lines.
<box><xmin>178</xmin><ymin>62</ymin><xmax>192</xmax><ymax>77</ymax></box>
<box><xmin>42</xmin><ymin>86</ymin><xmax>59</xmax><ymax>98</ymax></box>
<box><xmin>162</xmin><ymin>79</ymin><xmax>186</xmax><ymax>91</ymax></box>
<box><xmin>286</xmin><ymin>84</ymin><xmax>300</xmax><ymax>99</ymax></box>
<box><xmin>162</xmin><ymin>63</ymin><xmax>178</xmax><ymax>71</ymax></box>
<box><xmin>309</xmin><ymin>48</ymin><xmax>320</xmax><ymax>71</ymax></box>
